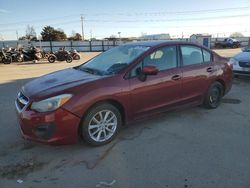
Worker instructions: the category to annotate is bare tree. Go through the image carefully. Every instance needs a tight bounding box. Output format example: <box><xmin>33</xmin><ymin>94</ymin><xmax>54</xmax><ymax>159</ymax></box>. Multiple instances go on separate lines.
<box><xmin>230</xmin><ymin>32</ymin><xmax>244</xmax><ymax>38</ymax></box>
<box><xmin>26</xmin><ymin>25</ymin><xmax>37</xmax><ymax>40</ymax></box>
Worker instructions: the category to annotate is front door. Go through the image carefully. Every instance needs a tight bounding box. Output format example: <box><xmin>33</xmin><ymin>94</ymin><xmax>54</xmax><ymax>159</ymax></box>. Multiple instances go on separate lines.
<box><xmin>128</xmin><ymin>45</ymin><xmax>182</xmax><ymax>118</ymax></box>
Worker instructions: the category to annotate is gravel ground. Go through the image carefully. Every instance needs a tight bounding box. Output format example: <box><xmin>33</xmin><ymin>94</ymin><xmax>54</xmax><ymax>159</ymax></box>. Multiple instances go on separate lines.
<box><xmin>1</xmin><ymin>49</ymin><xmax>250</xmax><ymax>188</ymax></box>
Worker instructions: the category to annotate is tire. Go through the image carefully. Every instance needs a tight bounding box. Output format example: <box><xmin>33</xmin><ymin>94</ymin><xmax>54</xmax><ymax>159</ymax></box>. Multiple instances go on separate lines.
<box><xmin>48</xmin><ymin>55</ymin><xmax>56</xmax><ymax>63</ymax></box>
<box><xmin>81</xmin><ymin>103</ymin><xmax>122</xmax><ymax>146</ymax></box>
<box><xmin>17</xmin><ymin>55</ymin><xmax>23</xmax><ymax>62</ymax></box>
<box><xmin>66</xmin><ymin>56</ymin><xmax>73</xmax><ymax>63</ymax></box>
<box><xmin>232</xmin><ymin>44</ymin><xmax>237</xmax><ymax>49</ymax></box>
<box><xmin>44</xmin><ymin>53</ymin><xmax>50</xmax><ymax>59</ymax></box>
<box><xmin>3</xmin><ymin>56</ymin><xmax>12</xmax><ymax>64</ymax></box>
<box><xmin>204</xmin><ymin>82</ymin><xmax>223</xmax><ymax>109</ymax></box>
<box><xmin>35</xmin><ymin>53</ymin><xmax>42</xmax><ymax>60</ymax></box>
<box><xmin>74</xmin><ymin>54</ymin><xmax>80</xmax><ymax>60</ymax></box>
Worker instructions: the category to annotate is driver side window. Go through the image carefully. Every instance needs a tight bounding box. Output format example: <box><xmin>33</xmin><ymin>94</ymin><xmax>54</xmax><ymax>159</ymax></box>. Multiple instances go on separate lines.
<box><xmin>130</xmin><ymin>46</ymin><xmax>177</xmax><ymax>77</ymax></box>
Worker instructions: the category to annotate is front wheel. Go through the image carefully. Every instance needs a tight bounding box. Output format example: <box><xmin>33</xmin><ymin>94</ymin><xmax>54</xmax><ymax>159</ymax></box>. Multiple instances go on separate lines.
<box><xmin>66</xmin><ymin>56</ymin><xmax>73</xmax><ymax>63</ymax></box>
<box><xmin>232</xmin><ymin>44</ymin><xmax>238</xmax><ymax>49</ymax></box>
<box><xmin>81</xmin><ymin>103</ymin><xmax>122</xmax><ymax>146</ymax></box>
<box><xmin>204</xmin><ymin>82</ymin><xmax>223</xmax><ymax>109</ymax></box>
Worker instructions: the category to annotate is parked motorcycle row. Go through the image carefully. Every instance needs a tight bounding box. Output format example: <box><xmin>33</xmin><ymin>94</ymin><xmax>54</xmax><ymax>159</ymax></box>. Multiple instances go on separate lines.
<box><xmin>0</xmin><ymin>47</ymin><xmax>81</xmax><ymax>64</ymax></box>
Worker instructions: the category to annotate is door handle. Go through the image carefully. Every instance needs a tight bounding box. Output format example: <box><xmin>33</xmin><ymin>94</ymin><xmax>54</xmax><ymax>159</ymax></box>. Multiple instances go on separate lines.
<box><xmin>206</xmin><ymin>67</ymin><xmax>213</xmax><ymax>72</ymax></box>
<box><xmin>171</xmin><ymin>74</ymin><xmax>181</xmax><ymax>81</ymax></box>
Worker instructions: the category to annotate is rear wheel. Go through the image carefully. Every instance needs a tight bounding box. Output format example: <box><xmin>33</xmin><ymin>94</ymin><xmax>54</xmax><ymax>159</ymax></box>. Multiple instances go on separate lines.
<box><xmin>81</xmin><ymin>103</ymin><xmax>122</xmax><ymax>146</ymax></box>
<box><xmin>204</xmin><ymin>82</ymin><xmax>223</xmax><ymax>109</ymax></box>
<box><xmin>3</xmin><ymin>56</ymin><xmax>12</xmax><ymax>64</ymax></box>
<box><xmin>48</xmin><ymin>55</ymin><xmax>56</xmax><ymax>63</ymax></box>
<box><xmin>44</xmin><ymin>53</ymin><xmax>50</xmax><ymax>59</ymax></box>
<box><xmin>17</xmin><ymin>55</ymin><xmax>23</xmax><ymax>62</ymax></box>
<box><xmin>74</xmin><ymin>54</ymin><xmax>80</xmax><ymax>60</ymax></box>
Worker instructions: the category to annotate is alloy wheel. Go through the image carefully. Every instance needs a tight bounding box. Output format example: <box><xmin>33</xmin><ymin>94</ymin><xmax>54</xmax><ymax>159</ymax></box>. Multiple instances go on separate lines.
<box><xmin>88</xmin><ymin>110</ymin><xmax>117</xmax><ymax>142</ymax></box>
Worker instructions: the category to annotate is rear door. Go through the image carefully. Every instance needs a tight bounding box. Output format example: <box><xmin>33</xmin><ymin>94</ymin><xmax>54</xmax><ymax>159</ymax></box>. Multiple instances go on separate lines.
<box><xmin>128</xmin><ymin>45</ymin><xmax>182</xmax><ymax>118</ymax></box>
<box><xmin>179</xmin><ymin>45</ymin><xmax>214</xmax><ymax>103</ymax></box>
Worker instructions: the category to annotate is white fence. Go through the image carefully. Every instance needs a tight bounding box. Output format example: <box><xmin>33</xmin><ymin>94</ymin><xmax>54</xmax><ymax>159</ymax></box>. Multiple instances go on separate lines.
<box><xmin>0</xmin><ymin>40</ymin><xmax>128</xmax><ymax>52</ymax></box>
<box><xmin>0</xmin><ymin>37</ymin><xmax>250</xmax><ymax>51</ymax></box>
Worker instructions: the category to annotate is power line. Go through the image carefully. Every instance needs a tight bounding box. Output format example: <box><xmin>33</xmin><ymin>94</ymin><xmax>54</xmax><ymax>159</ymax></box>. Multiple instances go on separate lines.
<box><xmin>1</xmin><ymin>6</ymin><xmax>250</xmax><ymax>26</ymax></box>
<box><xmin>84</xmin><ymin>13</ymin><xmax>250</xmax><ymax>23</ymax></box>
<box><xmin>1</xmin><ymin>17</ymin><xmax>250</xmax><ymax>33</ymax></box>
<box><xmin>85</xmin><ymin>6</ymin><xmax>250</xmax><ymax>16</ymax></box>
<box><xmin>0</xmin><ymin>14</ymin><xmax>78</xmax><ymax>26</ymax></box>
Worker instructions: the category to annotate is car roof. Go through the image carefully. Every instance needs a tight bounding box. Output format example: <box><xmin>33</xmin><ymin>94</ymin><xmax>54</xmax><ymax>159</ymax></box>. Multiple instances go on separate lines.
<box><xmin>124</xmin><ymin>40</ymin><xmax>196</xmax><ymax>47</ymax></box>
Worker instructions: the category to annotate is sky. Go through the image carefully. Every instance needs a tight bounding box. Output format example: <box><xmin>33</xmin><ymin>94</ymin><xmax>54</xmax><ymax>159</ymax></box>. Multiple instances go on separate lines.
<box><xmin>0</xmin><ymin>0</ymin><xmax>250</xmax><ymax>40</ymax></box>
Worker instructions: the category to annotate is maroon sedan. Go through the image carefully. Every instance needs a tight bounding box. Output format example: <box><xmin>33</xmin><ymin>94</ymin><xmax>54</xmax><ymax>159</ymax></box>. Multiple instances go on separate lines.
<box><xmin>15</xmin><ymin>41</ymin><xmax>233</xmax><ymax>146</ymax></box>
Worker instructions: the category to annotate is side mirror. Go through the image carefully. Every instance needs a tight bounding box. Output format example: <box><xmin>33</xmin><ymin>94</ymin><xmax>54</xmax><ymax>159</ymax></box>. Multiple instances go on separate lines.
<box><xmin>142</xmin><ymin>66</ymin><xmax>159</xmax><ymax>76</ymax></box>
<box><xmin>137</xmin><ymin>66</ymin><xmax>158</xmax><ymax>82</ymax></box>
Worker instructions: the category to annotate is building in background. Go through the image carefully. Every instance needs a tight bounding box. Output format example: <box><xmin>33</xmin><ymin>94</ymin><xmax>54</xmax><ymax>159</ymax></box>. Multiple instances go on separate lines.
<box><xmin>139</xmin><ymin>33</ymin><xmax>171</xmax><ymax>40</ymax></box>
<box><xmin>190</xmin><ymin>34</ymin><xmax>212</xmax><ymax>48</ymax></box>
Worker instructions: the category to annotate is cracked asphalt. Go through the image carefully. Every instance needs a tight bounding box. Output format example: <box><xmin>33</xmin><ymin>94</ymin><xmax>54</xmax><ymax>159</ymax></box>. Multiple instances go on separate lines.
<box><xmin>1</xmin><ymin>50</ymin><xmax>250</xmax><ymax>188</ymax></box>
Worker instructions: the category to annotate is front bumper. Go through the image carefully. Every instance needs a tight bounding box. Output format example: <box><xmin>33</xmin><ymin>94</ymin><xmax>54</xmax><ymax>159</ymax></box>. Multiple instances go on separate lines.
<box><xmin>15</xmin><ymin>100</ymin><xmax>81</xmax><ymax>145</ymax></box>
<box><xmin>233</xmin><ymin>63</ymin><xmax>250</xmax><ymax>76</ymax></box>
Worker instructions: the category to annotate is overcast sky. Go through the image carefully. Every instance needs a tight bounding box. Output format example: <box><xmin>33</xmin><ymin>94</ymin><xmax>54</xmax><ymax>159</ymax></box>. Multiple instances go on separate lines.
<box><xmin>0</xmin><ymin>0</ymin><xmax>250</xmax><ymax>40</ymax></box>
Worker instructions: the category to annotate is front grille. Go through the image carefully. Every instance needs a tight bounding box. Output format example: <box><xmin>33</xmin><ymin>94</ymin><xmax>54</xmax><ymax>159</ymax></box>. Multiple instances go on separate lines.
<box><xmin>233</xmin><ymin>70</ymin><xmax>250</xmax><ymax>75</ymax></box>
<box><xmin>239</xmin><ymin>61</ymin><xmax>250</xmax><ymax>68</ymax></box>
<box><xmin>16</xmin><ymin>92</ymin><xmax>29</xmax><ymax>111</ymax></box>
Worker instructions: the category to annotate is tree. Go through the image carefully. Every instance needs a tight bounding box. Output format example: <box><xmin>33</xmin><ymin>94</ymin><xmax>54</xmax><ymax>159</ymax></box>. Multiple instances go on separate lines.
<box><xmin>41</xmin><ymin>26</ymin><xmax>67</xmax><ymax>41</ymax></box>
<box><xmin>230</xmin><ymin>32</ymin><xmax>244</xmax><ymax>38</ymax></box>
<box><xmin>68</xmin><ymin>32</ymin><xmax>82</xmax><ymax>41</ymax></box>
<box><xmin>26</xmin><ymin>25</ymin><xmax>37</xmax><ymax>40</ymax></box>
<box><xmin>19</xmin><ymin>25</ymin><xmax>37</xmax><ymax>41</ymax></box>
<box><xmin>18</xmin><ymin>36</ymin><xmax>27</xmax><ymax>40</ymax></box>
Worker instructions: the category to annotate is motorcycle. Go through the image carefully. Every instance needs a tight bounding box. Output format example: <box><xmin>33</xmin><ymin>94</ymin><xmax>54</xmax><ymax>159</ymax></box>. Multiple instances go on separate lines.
<box><xmin>6</xmin><ymin>48</ymin><xmax>23</xmax><ymax>62</ymax></box>
<box><xmin>19</xmin><ymin>47</ymin><xmax>42</xmax><ymax>62</ymax></box>
<box><xmin>48</xmin><ymin>47</ymin><xmax>72</xmax><ymax>63</ymax></box>
<box><xmin>70</xmin><ymin>48</ymin><xmax>81</xmax><ymax>60</ymax></box>
<box><xmin>0</xmin><ymin>48</ymin><xmax>12</xmax><ymax>64</ymax></box>
<box><xmin>40</xmin><ymin>49</ymin><xmax>51</xmax><ymax>59</ymax></box>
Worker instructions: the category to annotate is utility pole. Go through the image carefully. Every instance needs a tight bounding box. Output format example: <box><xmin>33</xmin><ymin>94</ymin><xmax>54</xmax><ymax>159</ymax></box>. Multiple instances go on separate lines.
<box><xmin>81</xmin><ymin>15</ymin><xmax>84</xmax><ymax>41</ymax></box>
<box><xmin>118</xmin><ymin>32</ymin><xmax>121</xmax><ymax>41</ymax></box>
<box><xmin>16</xmin><ymin>30</ymin><xmax>19</xmax><ymax>40</ymax></box>
<box><xmin>90</xmin><ymin>30</ymin><xmax>92</xmax><ymax>41</ymax></box>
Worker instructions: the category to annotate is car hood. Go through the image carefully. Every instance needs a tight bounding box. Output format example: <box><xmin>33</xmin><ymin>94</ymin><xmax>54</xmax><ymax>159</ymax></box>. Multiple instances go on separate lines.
<box><xmin>22</xmin><ymin>68</ymin><xmax>101</xmax><ymax>99</ymax></box>
<box><xmin>234</xmin><ymin>52</ymin><xmax>250</xmax><ymax>62</ymax></box>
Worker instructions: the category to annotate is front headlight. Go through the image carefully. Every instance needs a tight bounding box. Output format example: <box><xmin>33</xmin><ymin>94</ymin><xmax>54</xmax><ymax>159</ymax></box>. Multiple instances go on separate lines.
<box><xmin>31</xmin><ymin>94</ymin><xmax>72</xmax><ymax>112</ymax></box>
<box><xmin>228</xmin><ymin>58</ymin><xmax>238</xmax><ymax>65</ymax></box>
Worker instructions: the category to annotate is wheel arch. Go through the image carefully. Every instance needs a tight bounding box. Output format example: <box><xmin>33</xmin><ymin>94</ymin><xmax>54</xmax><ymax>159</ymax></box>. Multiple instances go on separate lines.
<box><xmin>215</xmin><ymin>79</ymin><xmax>226</xmax><ymax>95</ymax></box>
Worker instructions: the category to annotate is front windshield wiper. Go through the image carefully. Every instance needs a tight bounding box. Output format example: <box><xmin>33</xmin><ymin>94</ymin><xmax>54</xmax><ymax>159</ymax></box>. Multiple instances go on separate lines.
<box><xmin>78</xmin><ymin>67</ymin><xmax>102</xmax><ymax>75</ymax></box>
<box><xmin>105</xmin><ymin>63</ymin><xmax>128</xmax><ymax>75</ymax></box>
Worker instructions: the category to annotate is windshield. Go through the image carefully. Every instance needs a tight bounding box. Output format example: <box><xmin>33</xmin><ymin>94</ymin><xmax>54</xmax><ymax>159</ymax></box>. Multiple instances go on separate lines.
<box><xmin>78</xmin><ymin>45</ymin><xmax>149</xmax><ymax>75</ymax></box>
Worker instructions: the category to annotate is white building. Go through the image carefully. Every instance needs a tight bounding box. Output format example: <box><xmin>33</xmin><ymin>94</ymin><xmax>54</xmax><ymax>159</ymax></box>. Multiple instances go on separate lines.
<box><xmin>190</xmin><ymin>34</ymin><xmax>212</xmax><ymax>48</ymax></box>
<box><xmin>139</xmin><ymin>33</ymin><xmax>171</xmax><ymax>40</ymax></box>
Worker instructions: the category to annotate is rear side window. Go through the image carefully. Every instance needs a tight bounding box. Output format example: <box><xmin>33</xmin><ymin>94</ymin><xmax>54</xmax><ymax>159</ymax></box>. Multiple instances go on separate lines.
<box><xmin>203</xmin><ymin>49</ymin><xmax>211</xmax><ymax>62</ymax></box>
<box><xmin>181</xmin><ymin>46</ymin><xmax>203</xmax><ymax>66</ymax></box>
